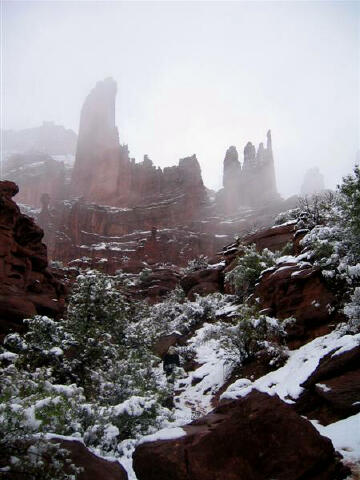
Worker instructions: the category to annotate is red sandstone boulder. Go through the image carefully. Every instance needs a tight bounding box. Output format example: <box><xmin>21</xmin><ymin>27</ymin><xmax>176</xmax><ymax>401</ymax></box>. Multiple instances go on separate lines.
<box><xmin>133</xmin><ymin>390</ymin><xmax>348</xmax><ymax>480</ymax></box>
<box><xmin>55</xmin><ymin>439</ymin><xmax>128</xmax><ymax>480</ymax></box>
<box><xmin>6</xmin><ymin>438</ymin><xmax>128</xmax><ymax>480</ymax></box>
<box><xmin>295</xmin><ymin>344</ymin><xmax>360</xmax><ymax>425</ymax></box>
<box><xmin>244</xmin><ymin>222</ymin><xmax>296</xmax><ymax>252</ymax></box>
<box><xmin>0</xmin><ymin>181</ymin><xmax>66</xmax><ymax>341</ymax></box>
<box><xmin>255</xmin><ymin>263</ymin><xmax>337</xmax><ymax>341</ymax></box>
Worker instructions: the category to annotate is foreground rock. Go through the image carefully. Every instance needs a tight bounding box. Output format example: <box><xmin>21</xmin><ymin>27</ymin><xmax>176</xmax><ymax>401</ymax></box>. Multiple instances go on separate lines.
<box><xmin>133</xmin><ymin>390</ymin><xmax>348</xmax><ymax>480</ymax></box>
<box><xmin>255</xmin><ymin>262</ymin><xmax>338</xmax><ymax>343</ymax></box>
<box><xmin>56</xmin><ymin>439</ymin><xmax>128</xmax><ymax>480</ymax></box>
<box><xmin>0</xmin><ymin>181</ymin><xmax>65</xmax><ymax>340</ymax></box>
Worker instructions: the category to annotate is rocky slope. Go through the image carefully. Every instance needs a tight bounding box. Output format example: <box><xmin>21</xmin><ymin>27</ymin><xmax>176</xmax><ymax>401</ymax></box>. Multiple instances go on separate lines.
<box><xmin>1</xmin><ymin>179</ymin><xmax>359</xmax><ymax>480</ymax></box>
<box><xmin>128</xmin><ymin>209</ymin><xmax>360</xmax><ymax>480</ymax></box>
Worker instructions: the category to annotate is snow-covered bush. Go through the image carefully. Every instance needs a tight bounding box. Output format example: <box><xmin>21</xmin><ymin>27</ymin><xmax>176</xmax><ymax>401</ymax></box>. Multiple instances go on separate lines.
<box><xmin>338</xmin><ymin>165</ymin><xmax>360</xmax><ymax>254</ymax></box>
<box><xmin>274</xmin><ymin>207</ymin><xmax>301</xmax><ymax>225</ymax></box>
<box><xmin>201</xmin><ymin>305</ymin><xmax>292</xmax><ymax>369</ymax></box>
<box><xmin>343</xmin><ymin>287</ymin><xmax>360</xmax><ymax>333</ymax></box>
<box><xmin>296</xmin><ymin>191</ymin><xmax>337</xmax><ymax>229</ymax></box>
<box><xmin>140</xmin><ymin>291</ymin><xmax>234</xmax><ymax>341</ymax></box>
<box><xmin>139</xmin><ymin>267</ymin><xmax>152</xmax><ymax>284</ymax></box>
<box><xmin>225</xmin><ymin>244</ymin><xmax>277</xmax><ymax>299</ymax></box>
<box><xmin>0</xmin><ymin>356</ymin><xmax>82</xmax><ymax>478</ymax></box>
<box><xmin>0</xmin><ymin>270</ymin><xmax>173</xmax><ymax>468</ymax></box>
<box><xmin>183</xmin><ymin>255</ymin><xmax>209</xmax><ymax>274</ymax></box>
<box><xmin>293</xmin><ymin>166</ymin><xmax>360</xmax><ymax>330</ymax></box>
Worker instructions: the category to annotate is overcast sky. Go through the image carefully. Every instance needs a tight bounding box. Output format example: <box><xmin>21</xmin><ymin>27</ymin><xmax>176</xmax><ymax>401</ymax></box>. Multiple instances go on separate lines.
<box><xmin>2</xmin><ymin>0</ymin><xmax>359</xmax><ymax>196</ymax></box>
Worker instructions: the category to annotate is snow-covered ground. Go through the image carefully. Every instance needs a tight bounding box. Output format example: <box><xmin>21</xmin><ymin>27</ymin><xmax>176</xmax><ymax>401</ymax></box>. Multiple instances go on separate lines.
<box><xmin>119</xmin><ymin>326</ymin><xmax>360</xmax><ymax>479</ymax></box>
<box><xmin>312</xmin><ymin>414</ymin><xmax>360</xmax><ymax>476</ymax></box>
<box><xmin>221</xmin><ymin>329</ymin><xmax>360</xmax><ymax>403</ymax></box>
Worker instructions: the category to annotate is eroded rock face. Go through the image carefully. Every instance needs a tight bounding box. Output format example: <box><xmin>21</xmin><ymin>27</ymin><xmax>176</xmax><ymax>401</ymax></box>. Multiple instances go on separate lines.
<box><xmin>133</xmin><ymin>390</ymin><xmax>348</xmax><ymax>480</ymax></box>
<box><xmin>0</xmin><ymin>181</ymin><xmax>65</xmax><ymax>340</ymax></box>
<box><xmin>42</xmin><ymin>198</ymin><xmax>231</xmax><ymax>274</ymax></box>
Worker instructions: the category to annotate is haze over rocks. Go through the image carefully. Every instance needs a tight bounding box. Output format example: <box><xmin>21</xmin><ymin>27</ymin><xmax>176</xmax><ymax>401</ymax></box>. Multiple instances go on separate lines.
<box><xmin>3</xmin><ymin>78</ymin><xmax>293</xmax><ymax>280</ymax></box>
<box><xmin>1</xmin><ymin>78</ymin><xmax>359</xmax><ymax>477</ymax></box>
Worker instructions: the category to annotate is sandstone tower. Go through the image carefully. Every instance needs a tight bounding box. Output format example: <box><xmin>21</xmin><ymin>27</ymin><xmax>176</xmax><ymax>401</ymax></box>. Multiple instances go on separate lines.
<box><xmin>219</xmin><ymin>130</ymin><xmax>280</xmax><ymax>212</ymax></box>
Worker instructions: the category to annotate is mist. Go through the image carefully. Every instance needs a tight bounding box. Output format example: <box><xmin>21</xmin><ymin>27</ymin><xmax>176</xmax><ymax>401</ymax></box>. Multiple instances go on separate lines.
<box><xmin>2</xmin><ymin>0</ymin><xmax>359</xmax><ymax>197</ymax></box>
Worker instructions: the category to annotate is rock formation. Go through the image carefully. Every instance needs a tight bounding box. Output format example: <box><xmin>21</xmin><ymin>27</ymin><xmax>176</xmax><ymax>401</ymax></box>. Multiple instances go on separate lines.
<box><xmin>218</xmin><ymin>130</ymin><xmax>280</xmax><ymax>212</ymax></box>
<box><xmin>296</xmin><ymin>344</ymin><xmax>360</xmax><ymax>425</ymax></box>
<box><xmin>133</xmin><ymin>390</ymin><xmax>348</xmax><ymax>480</ymax></box>
<box><xmin>70</xmin><ymin>77</ymin><xmax>121</xmax><ymax>203</ymax></box>
<box><xmin>3</xmin><ymin>152</ymin><xmax>67</xmax><ymax>208</ymax></box>
<box><xmin>301</xmin><ymin>167</ymin><xmax>326</xmax><ymax>196</ymax></box>
<box><xmin>70</xmin><ymin>78</ymin><xmax>206</xmax><ymax>213</ymax></box>
<box><xmin>0</xmin><ymin>181</ymin><xmax>65</xmax><ymax>341</ymax></box>
<box><xmin>51</xmin><ymin>438</ymin><xmax>128</xmax><ymax>480</ymax></box>
<box><xmin>5</xmin><ymin>78</ymin><xmax>294</xmax><ymax>280</ymax></box>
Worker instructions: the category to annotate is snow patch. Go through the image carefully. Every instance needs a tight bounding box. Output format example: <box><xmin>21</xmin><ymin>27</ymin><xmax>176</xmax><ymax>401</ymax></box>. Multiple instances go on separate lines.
<box><xmin>138</xmin><ymin>427</ymin><xmax>186</xmax><ymax>445</ymax></box>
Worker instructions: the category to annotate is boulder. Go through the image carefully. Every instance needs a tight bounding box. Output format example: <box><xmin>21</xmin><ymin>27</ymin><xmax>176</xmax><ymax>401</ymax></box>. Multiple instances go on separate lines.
<box><xmin>133</xmin><ymin>390</ymin><xmax>348</xmax><ymax>480</ymax></box>
<box><xmin>55</xmin><ymin>439</ymin><xmax>128</xmax><ymax>480</ymax></box>
<box><xmin>244</xmin><ymin>222</ymin><xmax>295</xmax><ymax>252</ymax></box>
<box><xmin>255</xmin><ymin>263</ymin><xmax>337</xmax><ymax>341</ymax></box>
<box><xmin>296</xmin><ymin>344</ymin><xmax>360</xmax><ymax>424</ymax></box>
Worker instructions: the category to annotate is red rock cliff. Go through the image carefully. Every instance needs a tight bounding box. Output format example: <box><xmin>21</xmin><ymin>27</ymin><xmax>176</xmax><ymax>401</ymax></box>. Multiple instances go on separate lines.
<box><xmin>0</xmin><ymin>181</ymin><xmax>65</xmax><ymax>340</ymax></box>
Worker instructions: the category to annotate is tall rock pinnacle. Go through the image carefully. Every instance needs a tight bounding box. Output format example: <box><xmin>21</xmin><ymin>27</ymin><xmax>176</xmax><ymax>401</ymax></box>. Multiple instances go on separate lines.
<box><xmin>223</xmin><ymin>146</ymin><xmax>241</xmax><ymax>190</ymax></box>
<box><xmin>219</xmin><ymin>130</ymin><xmax>280</xmax><ymax>211</ymax></box>
<box><xmin>69</xmin><ymin>78</ymin><xmax>207</xmax><ymax>212</ymax></box>
<box><xmin>70</xmin><ymin>78</ymin><xmax>121</xmax><ymax>201</ymax></box>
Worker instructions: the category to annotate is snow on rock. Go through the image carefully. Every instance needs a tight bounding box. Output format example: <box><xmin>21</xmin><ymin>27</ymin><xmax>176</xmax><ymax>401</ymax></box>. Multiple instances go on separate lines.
<box><xmin>312</xmin><ymin>413</ymin><xmax>360</xmax><ymax>466</ymax></box>
<box><xmin>222</xmin><ymin>330</ymin><xmax>360</xmax><ymax>403</ymax></box>
<box><xmin>138</xmin><ymin>427</ymin><xmax>186</xmax><ymax>445</ymax></box>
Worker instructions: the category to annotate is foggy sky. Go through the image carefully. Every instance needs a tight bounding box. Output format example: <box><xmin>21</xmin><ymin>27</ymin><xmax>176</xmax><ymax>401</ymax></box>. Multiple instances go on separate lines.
<box><xmin>2</xmin><ymin>0</ymin><xmax>359</xmax><ymax>197</ymax></box>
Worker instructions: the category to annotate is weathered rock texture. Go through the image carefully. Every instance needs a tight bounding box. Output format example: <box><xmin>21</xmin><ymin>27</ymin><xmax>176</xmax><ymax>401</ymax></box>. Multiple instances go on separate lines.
<box><xmin>218</xmin><ymin>130</ymin><xmax>280</xmax><ymax>212</ymax></box>
<box><xmin>0</xmin><ymin>181</ymin><xmax>65</xmax><ymax>341</ymax></box>
<box><xmin>133</xmin><ymin>390</ymin><xmax>348</xmax><ymax>480</ymax></box>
